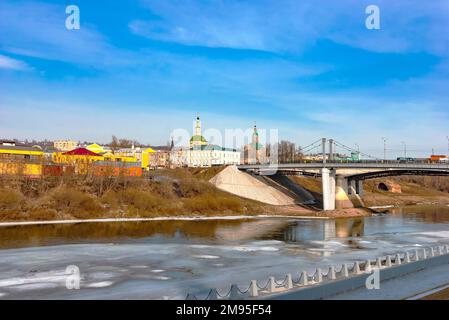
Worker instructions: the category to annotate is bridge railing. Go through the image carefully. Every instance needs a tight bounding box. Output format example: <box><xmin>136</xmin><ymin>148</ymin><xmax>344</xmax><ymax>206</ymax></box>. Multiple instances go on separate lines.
<box><xmin>238</xmin><ymin>160</ymin><xmax>449</xmax><ymax>169</ymax></box>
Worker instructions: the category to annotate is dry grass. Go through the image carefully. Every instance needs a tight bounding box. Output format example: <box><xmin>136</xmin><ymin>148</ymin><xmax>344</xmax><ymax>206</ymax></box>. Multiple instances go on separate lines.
<box><xmin>0</xmin><ymin>188</ymin><xmax>24</xmax><ymax>210</ymax></box>
<box><xmin>0</xmin><ymin>168</ymin><xmax>265</xmax><ymax>221</ymax></box>
<box><xmin>183</xmin><ymin>194</ymin><xmax>243</xmax><ymax>214</ymax></box>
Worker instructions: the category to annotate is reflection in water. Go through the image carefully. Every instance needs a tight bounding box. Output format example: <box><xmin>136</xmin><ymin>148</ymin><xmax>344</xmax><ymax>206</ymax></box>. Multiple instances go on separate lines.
<box><xmin>0</xmin><ymin>217</ymin><xmax>363</xmax><ymax>249</ymax></box>
<box><xmin>267</xmin><ymin>218</ymin><xmax>364</xmax><ymax>243</ymax></box>
<box><xmin>0</xmin><ymin>205</ymin><xmax>447</xmax><ymax>250</ymax></box>
<box><xmin>389</xmin><ymin>205</ymin><xmax>449</xmax><ymax>223</ymax></box>
<box><xmin>0</xmin><ymin>219</ymin><xmax>252</xmax><ymax>249</ymax></box>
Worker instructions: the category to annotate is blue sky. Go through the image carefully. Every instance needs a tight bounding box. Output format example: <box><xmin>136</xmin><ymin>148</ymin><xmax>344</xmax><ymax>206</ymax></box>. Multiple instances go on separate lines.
<box><xmin>1</xmin><ymin>0</ymin><xmax>449</xmax><ymax>157</ymax></box>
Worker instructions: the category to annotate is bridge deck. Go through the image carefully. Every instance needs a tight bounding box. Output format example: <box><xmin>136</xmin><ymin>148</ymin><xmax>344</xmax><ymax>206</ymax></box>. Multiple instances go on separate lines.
<box><xmin>238</xmin><ymin>162</ymin><xmax>449</xmax><ymax>171</ymax></box>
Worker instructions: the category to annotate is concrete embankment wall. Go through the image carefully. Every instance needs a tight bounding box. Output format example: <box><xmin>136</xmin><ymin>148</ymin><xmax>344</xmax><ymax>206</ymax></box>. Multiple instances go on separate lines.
<box><xmin>186</xmin><ymin>245</ymin><xmax>449</xmax><ymax>300</ymax></box>
<box><xmin>266</xmin><ymin>252</ymin><xmax>449</xmax><ymax>300</ymax></box>
<box><xmin>209</xmin><ymin>166</ymin><xmax>296</xmax><ymax>206</ymax></box>
<box><xmin>209</xmin><ymin>166</ymin><xmax>318</xmax><ymax>206</ymax></box>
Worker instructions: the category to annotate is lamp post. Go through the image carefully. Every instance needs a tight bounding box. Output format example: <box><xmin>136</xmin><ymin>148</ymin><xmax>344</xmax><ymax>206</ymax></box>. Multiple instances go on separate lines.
<box><xmin>446</xmin><ymin>136</ymin><xmax>449</xmax><ymax>155</ymax></box>
<box><xmin>401</xmin><ymin>141</ymin><xmax>407</xmax><ymax>158</ymax></box>
<box><xmin>381</xmin><ymin>137</ymin><xmax>388</xmax><ymax>160</ymax></box>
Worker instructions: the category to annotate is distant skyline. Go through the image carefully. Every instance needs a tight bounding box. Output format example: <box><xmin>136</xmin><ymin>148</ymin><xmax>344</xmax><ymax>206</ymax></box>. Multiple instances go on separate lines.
<box><xmin>1</xmin><ymin>0</ymin><xmax>449</xmax><ymax>158</ymax></box>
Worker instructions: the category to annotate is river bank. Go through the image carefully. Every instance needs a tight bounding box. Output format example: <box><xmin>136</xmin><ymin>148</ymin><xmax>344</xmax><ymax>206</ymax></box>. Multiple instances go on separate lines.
<box><xmin>0</xmin><ymin>169</ymin><xmax>324</xmax><ymax>222</ymax></box>
<box><xmin>1</xmin><ymin>167</ymin><xmax>448</xmax><ymax>222</ymax></box>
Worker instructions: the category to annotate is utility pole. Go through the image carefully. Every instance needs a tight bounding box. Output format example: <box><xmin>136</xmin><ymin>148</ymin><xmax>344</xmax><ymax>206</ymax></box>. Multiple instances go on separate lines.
<box><xmin>401</xmin><ymin>141</ymin><xmax>407</xmax><ymax>158</ymax></box>
<box><xmin>381</xmin><ymin>137</ymin><xmax>388</xmax><ymax>161</ymax></box>
<box><xmin>446</xmin><ymin>136</ymin><xmax>449</xmax><ymax>155</ymax></box>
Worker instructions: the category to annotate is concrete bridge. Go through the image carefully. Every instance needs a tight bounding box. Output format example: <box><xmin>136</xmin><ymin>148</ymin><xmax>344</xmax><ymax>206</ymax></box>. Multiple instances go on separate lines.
<box><xmin>237</xmin><ymin>161</ymin><xmax>449</xmax><ymax>210</ymax></box>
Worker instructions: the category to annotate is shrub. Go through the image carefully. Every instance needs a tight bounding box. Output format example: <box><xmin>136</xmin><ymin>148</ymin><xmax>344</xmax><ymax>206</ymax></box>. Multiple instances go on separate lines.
<box><xmin>0</xmin><ymin>188</ymin><xmax>24</xmax><ymax>210</ymax></box>
<box><xmin>118</xmin><ymin>188</ymin><xmax>161</xmax><ymax>212</ymax></box>
<box><xmin>51</xmin><ymin>187</ymin><xmax>102</xmax><ymax>214</ymax></box>
<box><xmin>176</xmin><ymin>179</ymin><xmax>210</xmax><ymax>198</ymax></box>
<box><xmin>183</xmin><ymin>194</ymin><xmax>242</xmax><ymax>214</ymax></box>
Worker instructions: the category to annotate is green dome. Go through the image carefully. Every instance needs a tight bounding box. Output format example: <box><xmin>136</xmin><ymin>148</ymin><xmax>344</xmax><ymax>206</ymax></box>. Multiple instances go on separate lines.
<box><xmin>190</xmin><ymin>135</ymin><xmax>207</xmax><ymax>142</ymax></box>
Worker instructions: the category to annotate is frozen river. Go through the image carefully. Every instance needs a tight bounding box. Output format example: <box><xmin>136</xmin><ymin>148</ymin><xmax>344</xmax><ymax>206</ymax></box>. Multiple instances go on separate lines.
<box><xmin>0</xmin><ymin>205</ymin><xmax>449</xmax><ymax>299</ymax></box>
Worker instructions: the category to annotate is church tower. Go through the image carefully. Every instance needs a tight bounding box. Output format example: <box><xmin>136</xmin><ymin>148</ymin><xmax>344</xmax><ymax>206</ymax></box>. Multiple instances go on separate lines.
<box><xmin>195</xmin><ymin>115</ymin><xmax>201</xmax><ymax>137</ymax></box>
<box><xmin>190</xmin><ymin>114</ymin><xmax>208</xmax><ymax>148</ymax></box>
<box><xmin>252</xmin><ymin>122</ymin><xmax>260</xmax><ymax>150</ymax></box>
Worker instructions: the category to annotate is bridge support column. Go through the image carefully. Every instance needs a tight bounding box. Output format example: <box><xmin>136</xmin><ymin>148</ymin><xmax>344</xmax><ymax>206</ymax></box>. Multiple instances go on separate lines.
<box><xmin>322</xmin><ymin>168</ymin><xmax>336</xmax><ymax>210</ymax></box>
<box><xmin>349</xmin><ymin>180</ymin><xmax>357</xmax><ymax>195</ymax></box>
<box><xmin>348</xmin><ymin>179</ymin><xmax>365</xmax><ymax>207</ymax></box>
<box><xmin>335</xmin><ymin>176</ymin><xmax>354</xmax><ymax>209</ymax></box>
<box><xmin>357</xmin><ymin>180</ymin><xmax>364</xmax><ymax>197</ymax></box>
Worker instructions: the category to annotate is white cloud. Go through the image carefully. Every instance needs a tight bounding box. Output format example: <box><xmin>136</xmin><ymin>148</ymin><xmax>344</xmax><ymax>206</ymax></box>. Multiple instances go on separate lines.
<box><xmin>134</xmin><ymin>0</ymin><xmax>449</xmax><ymax>57</ymax></box>
<box><xmin>0</xmin><ymin>1</ymin><xmax>138</xmax><ymax>68</ymax></box>
<box><xmin>0</xmin><ymin>54</ymin><xmax>30</xmax><ymax>71</ymax></box>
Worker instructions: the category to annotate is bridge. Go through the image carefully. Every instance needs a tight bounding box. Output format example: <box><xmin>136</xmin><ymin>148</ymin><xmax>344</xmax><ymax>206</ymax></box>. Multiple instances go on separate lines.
<box><xmin>237</xmin><ymin>138</ymin><xmax>449</xmax><ymax>210</ymax></box>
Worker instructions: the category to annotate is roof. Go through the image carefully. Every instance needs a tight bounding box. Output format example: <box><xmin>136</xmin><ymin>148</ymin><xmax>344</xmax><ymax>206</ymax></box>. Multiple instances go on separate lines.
<box><xmin>86</xmin><ymin>143</ymin><xmax>105</xmax><ymax>152</ymax></box>
<box><xmin>190</xmin><ymin>135</ymin><xmax>207</xmax><ymax>142</ymax></box>
<box><xmin>191</xmin><ymin>144</ymin><xmax>238</xmax><ymax>152</ymax></box>
<box><xmin>62</xmin><ymin>148</ymin><xmax>102</xmax><ymax>156</ymax></box>
<box><xmin>0</xmin><ymin>145</ymin><xmax>44</xmax><ymax>153</ymax></box>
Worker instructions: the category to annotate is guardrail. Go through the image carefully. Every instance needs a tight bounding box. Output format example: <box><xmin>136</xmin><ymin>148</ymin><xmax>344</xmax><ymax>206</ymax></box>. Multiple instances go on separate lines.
<box><xmin>186</xmin><ymin>244</ymin><xmax>449</xmax><ymax>300</ymax></box>
<box><xmin>238</xmin><ymin>161</ymin><xmax>449</xmax><ymax>170</ymax></box>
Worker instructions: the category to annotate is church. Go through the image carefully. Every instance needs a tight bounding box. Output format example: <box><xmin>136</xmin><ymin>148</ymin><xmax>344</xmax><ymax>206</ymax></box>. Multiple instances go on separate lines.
<box><xmin>170</xmin><ymin>115</ymin><xmax>241</xmax><ymax>167</ymax></box>
<box><xmin>242</xmin><ymin>123</ymin><xmax>268</xmax><ymax>164</ymax></box>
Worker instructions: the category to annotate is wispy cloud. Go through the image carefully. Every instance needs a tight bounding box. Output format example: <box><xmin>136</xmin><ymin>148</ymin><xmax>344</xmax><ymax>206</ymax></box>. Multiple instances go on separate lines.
<box><xmin>133</xmin><ymin>0</ymin><xmax>449</xmax><ymax>57</ymax></box>
<box><xmin>0</xmin><ymin>54</ymin><xmax>30</xmax><ymax>71</ymax></box>
<box><xmin>0</xmin><ymin>1</ymin><xmax>137</xmax><ymax>68</ymax></box>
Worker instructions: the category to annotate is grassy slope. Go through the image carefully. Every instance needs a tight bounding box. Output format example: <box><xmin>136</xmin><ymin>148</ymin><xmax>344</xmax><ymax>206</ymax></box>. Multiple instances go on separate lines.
<box><xmin>0</xmin><ymin>167</ymin><xmax>273</xmax><ymax>221</ymax></box>
<box><xmin>2</xmin><ymin>169</ymin><xmax>448</xmax><ymax>222</ymax></box>
<box><xmin>362</xmin><ymin>179</ymin><xmax>449</xmax><ymax>206</ymax></box>
<box><xmin>289</xmin><ymin>175</ymin><xmax>449</xmax><ymax>207</ymax></box>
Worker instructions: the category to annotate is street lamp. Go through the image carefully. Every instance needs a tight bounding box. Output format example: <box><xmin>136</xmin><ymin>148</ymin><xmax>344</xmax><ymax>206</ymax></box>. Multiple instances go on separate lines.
<box><xmin>446</xmin><ymin>136</ymin><xmax>449</xmax><ymax>155</ymax></box>
<box><xmin>401</xmin><ymin>141</ymin><xmax>407</xmax><ymax>158</ymax></box>
<box><xmin>381</xmin><ymin>137</ymin><xmax>388</xmax><ymax>160</ymax></box>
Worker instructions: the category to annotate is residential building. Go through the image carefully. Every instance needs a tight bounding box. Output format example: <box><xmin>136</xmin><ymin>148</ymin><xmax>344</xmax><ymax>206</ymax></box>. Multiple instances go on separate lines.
<box><xmin>148</xmin><ymin>150</ymin><xmax>170</xmax><ymax>169</ymax></box>
<box><xmin>0</xmin><ymin>145</ymin><xmax>44</xmax><ymax>176</ymax></box>
<box><xmin>53</xmin><ymin>147</ymin><xmax>142</xmax><ymax>176</ymax></box>
<box><xmin>116</xmin><ymin>147</ymin><xmax>156</xmax><ymax>170</ymax></box>
<box><xmin>53</xmin><ymin>139</ymin><xmax>78</xmax><ymax>151</ymax></box>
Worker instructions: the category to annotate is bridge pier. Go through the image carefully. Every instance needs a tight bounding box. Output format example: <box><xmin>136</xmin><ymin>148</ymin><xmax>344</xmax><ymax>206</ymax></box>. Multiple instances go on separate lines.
<box><xmin>321</xmin><ymin>168</ymin><xmax>336</xmax><ymax>210</ymax></box>
<box><xmin>357</xmin><ymin>180</ymin><xmax>364</xmax><ymax>197</ymax></box>
<box><xmin>323</xmin><ymin>173</ymin><xmax>365</xmax><ymax>210</ymax></box>
<box><xmin>348</xmin><ymin>179</ymin><xmax>365</xmax><ymax>207</ymax></box>
<box><xmin>335</xmin><ymin>176</ymin><xmax>354</xmax><ymax>209</ymax></box>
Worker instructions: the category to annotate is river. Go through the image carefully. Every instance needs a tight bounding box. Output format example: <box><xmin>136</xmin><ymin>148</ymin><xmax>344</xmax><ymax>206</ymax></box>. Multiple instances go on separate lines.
<box><xmin>0</xmin><ymin>205</ymin><xmax>448</xmax><ymax>299</ymax></box>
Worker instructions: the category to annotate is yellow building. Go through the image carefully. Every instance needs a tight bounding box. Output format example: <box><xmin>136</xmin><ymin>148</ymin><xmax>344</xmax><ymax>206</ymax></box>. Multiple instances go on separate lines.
<box><xmin>86</xmin><ymin>143</ymin><xmax>106</xmax><ymax>154</ymax></box>
<box><xmin>116</xmin><ymin>147</ymin><xmax>156</xmax><ymax>169</ymax></box>
<box><xmin>0</xmin><ymin>145</ymin><xmax>44</xmax><ymax>176</ymax></box>
<box><xmin>103</xmin><ymin>152</ymin><xmax>138</xmax><ymax>163</ymax></box>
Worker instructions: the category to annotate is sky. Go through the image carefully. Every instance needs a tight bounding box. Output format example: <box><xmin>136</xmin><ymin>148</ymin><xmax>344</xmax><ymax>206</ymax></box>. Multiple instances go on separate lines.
<box><xmin>0</xmin><ymin>0</ymin><xmax>449</xmax><ymax>158</ymax></box>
